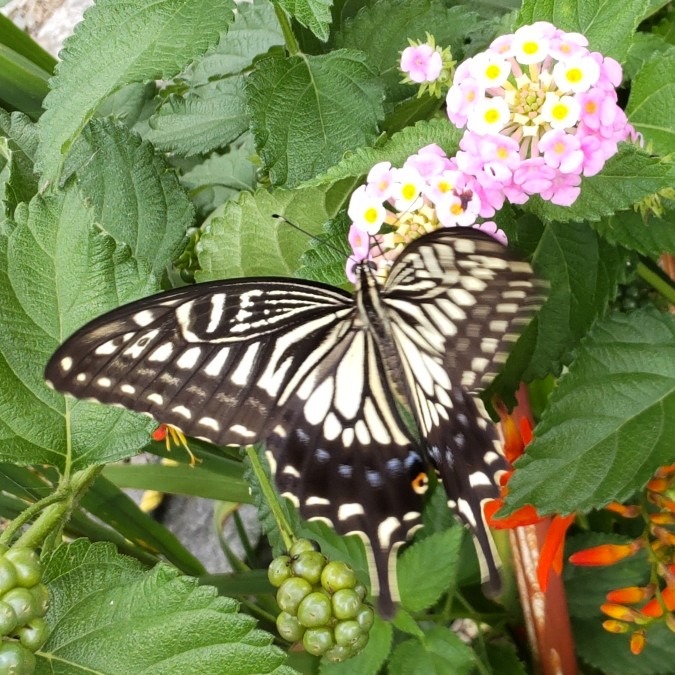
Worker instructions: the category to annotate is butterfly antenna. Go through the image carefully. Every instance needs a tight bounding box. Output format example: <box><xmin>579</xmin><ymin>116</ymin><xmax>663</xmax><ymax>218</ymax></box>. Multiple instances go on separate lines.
<box><xmin>272</xmin><ymin>214</ymin><xmax>349</xmax><ymax>259</ymax></box>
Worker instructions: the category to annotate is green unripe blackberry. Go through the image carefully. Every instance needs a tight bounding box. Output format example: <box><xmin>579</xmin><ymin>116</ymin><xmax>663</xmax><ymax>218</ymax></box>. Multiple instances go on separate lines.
<box><xmin>332</xmin><ymin>588</ymin><xmax>361</xmax><ymax>620</ymax></box>
<box><xmin>0</xmin><ymin>559</ymin><xmax>18</xmax><ymax>596</ymax></box>
<box><xmin>0</xmin><ymin>602</ymin><xmax>18</xmax><ymax>636</ymax></box>
<box><xmin>334</xmin><ymin>619</ymin><xmax>362</xmax><ymax>647</ymax></box>
<box><xmin>267</xmin><ymin>555</ymin><xmax>292</xmax><ymax>588</ymax></box>
<box><xmin>2</xmin><ymin>589</ymin><xmax>35</xmax><ymax>627</ymax></box>
<box><xmin>297</xmin><ymin>591</ymin><xmax>332</xmax><ymax>628</ymax></box>
<box><xmin>289</xmin><ymin>539</ymin><xmax>319</xmax><ymax>557</ymax></box>
<box><xmin>356</xmin><ymin>604</ymin><xmax>375</xmax><ymax>632</ymax></box>
<box><xmin>302</xmin><ymin>627</ymin><xmax>334</xmax><ymax>656</ymax></box>
<box><xmin>5</xmin><ymin>550</ymin><xmax>42</xmax><ymax>589</ymax></box>
<box><xmin>324</xmin><ymin>643</ymin><xmax>356</xmax><ymax>663</ymax></box>
<box><xmin>291</xmin><ymin>551</ymin><xmax>327</xmax><ymax>585</ymax></box>
<box><xmin>276</xmin><ymin>576</ymin><xmax>312</xmax><ymax>615</ymax></box>
<box><xmin>17</xmin><ymin>618</ymin><xmax>48</xmax><ymax>652</ymax></box>
<box><xmin>28</xmin><ymin>586</ymin><xmax>49</xmax><ymax>619</ymax></box>
<box><xmin>0</xmin><ymin>639</ymin><xmax>36</xmax><ymax>674</ymax></box>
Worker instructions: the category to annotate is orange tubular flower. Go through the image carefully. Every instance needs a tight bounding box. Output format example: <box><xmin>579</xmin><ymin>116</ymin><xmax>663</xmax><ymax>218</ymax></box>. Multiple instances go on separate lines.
<box><xmin>630</xmin><ymin>629</ymin><xmax>646</xmax><ymax>655</ymax></box>
<box><xmin>640</xmin><ymin>587</ymin><xmax>675</xmax><ymax>618</ymax></box>
<box><xmin>606</xmin><ymin>585</ymin><xmax>655</xmax><ymax>605</ymax></box>
<box><xmin>569</xmin><ymin>541</ymin><xmax>642</xmax><ymax>566</ymax></box>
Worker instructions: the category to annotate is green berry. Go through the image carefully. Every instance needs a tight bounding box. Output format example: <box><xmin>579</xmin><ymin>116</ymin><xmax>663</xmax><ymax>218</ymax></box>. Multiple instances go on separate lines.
<box><xmin>332</xmin><ymin>588</ymin><xmax>361</xmax><ymax>620</ymax></box>
<box><xmin>289</xmin><ymin>539</ymin><xmax>319</xmax><ymax>557</ymax></box>
<box><xmin>302</xmin><ymin>626</ymin><xmax>334</xmax><ymax>656</ymax></box>
<box><xmin>2</xmin><ymin>589</ymin><xmax>35</xmax><ymax>627</ymax></box>
<box><xmin>320</xmin><ymin>560</ymin><xmax>356</xmax><ymax>593</ymax></box>
<box><xmin>28</xmin><ymin>586</ymin><xmax>49</xmax><ymax>619</ymax></box>
<box><xmin>276</xmin><ymin>577</ymin><xmax>312</xmax><ymax>615</ymax></box>
<box><xmin>4</xmin><ymin>551</ymin><xmax>41</xmax><ymax>589</ymax></box>
<box><xmin>356</xmin><ymin>604</ymin><xmax>375</xmax><ymax>632</ymax></box>
<box><xmin>0</xmin><ymin>559</ymin><xmax>18</xmax><ymax>596</ymax></box>
<box><xmin>351</xmin><ymin>631</ymin><xmax>369</xmax><ymax>653</ymax></box>
<box><xmin>297</xmin><ymin>591</ymin><xmax>332</xmax><ymax>628</ymax></box>
<box><xmin>267</xmin><ymin>556</ymin><xmax>292</xmax><ymax>588</ymax></box>
<box><xmin>0</xmin><ymin>602</ymin><xmax>18</xmax><ymax>636</ymax></box>
<box><xmin>354</xmin><ymin>583</ymin><xmax>368</xmax><ymax>601</ymax></box>
<box><xmin>0</xmin><ymin>639</ymin><xmax>36</xmax><ymax>674</ymax></box>
<box><xmin>323</xmin><ymin>643</ymin><xmax>356</xmax><ymax>663</ymax></box>
<box><xmin>291</xmin><ymin>551</ymin><xmax>327</xmax><ymax>585</ymax></box>
<box><xmin>334</xmin><ymin>620</ymin><xmax>362</xmax><ymax>647</ymax></box>
<box><xmin>18</xmin><ymin>618</ymin><xmax>48</xmax><ymax>651</ymax></box>
<box><xmin>275</xmin><ymin>611</ymin><xmax>305</xmax><ymax>643</ymax></box>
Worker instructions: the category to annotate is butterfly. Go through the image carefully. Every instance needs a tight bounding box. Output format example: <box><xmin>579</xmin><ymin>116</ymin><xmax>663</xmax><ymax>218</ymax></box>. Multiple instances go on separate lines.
<box><xmin>45</xmin><ymin>226</ymin><xmax>547</xmax><ymax>617</ymax></box>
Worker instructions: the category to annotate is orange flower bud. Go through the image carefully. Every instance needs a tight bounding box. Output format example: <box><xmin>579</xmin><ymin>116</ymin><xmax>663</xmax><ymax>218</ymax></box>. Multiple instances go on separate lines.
<box><xmin>600</xmin><ymin>603</ymin><xmax>640</xmax><ymax>622</ymax></box>
<box><xmin>152</xmin><ymin>423</ymin><xmax>168</xmax><ymax>441</ymax></box>
<box><xmin>501</xmin><ymin>413</ymin><xmax>525</xmax><ymax>463</ymax></box>
<box><xmin>537</xmin><ymin>514</ymin><xmax>575</xmax><ymax>590</ymax></box>
<box><xmin>641</xmin><ymin>587</ymin><xmax>675</xmax><ymax>618</ymax></box>
<box><xmin>606</xmin><ymin>585</ymin><xmax>654</xmax><ymax>605</ymax></box>
<box><xmin>655</xmin><ymin>463</ymin><xmax>675</xmax><ymax>478</ymax></box>
<box><xmin>648</xmin><ymin>492</ymin><xmax>675</xmax><ymax>512</ymax></box>
<box><xmin>604</xmin><ymin>502</ymin><xmax>641</xmax><ymax>518</ymax></box>
<box><xmin>649</xmin><ymin>512</ymin><xmax>675</xmax><ymax>526</ymax></box>
<box><xmin>602</xmin><ymin>619</ymin><xmax>631</xmax><ymax>634</ymax></box>
<box><xmin>485</xmin><ymin>500</ymin><xmax>541</xmax><ymax>529</ymax></box>
<box><xmin>651</xmin><ymin>526</ymin><xmax>675</xmax><ymax>547</ymax></box>
<box><xmin>630</xmin><ymin>629</ymin><xmax>646</xmax><ymax>655</ymax></box>
<box><xmin>647</xmin><ymin>477</ymin><xmax>669</xmax><ymax>493</ymax></box>
<box><xmin>569</xmin><ymin>541</ymin><xmax>641</xmax><ymax>566</ymax></box>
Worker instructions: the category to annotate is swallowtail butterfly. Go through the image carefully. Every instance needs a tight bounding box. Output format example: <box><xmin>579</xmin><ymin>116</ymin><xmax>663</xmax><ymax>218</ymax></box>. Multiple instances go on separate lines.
<box><xmin>45</xmin><ymin>227</ymin><xmax>546</xmax><ymax>617</ymax></box>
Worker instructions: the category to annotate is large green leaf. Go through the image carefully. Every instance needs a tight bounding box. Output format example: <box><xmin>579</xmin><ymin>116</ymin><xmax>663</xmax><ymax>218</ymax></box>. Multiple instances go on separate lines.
<box><xmin>518</xmin><ymin>0</ymin><xmax>649</xmax><ymax>61</ymax></box>
<box><xmin>38</xmin><ymin>540</ymin><xmax>294</xmax><ymax>674</ymax></box>
<box><xmin>63</xmin><ymin>119</ymin><xmax>193</xmax><ymax>276</ymax></box>
<box><xmin>626</xmin><ymin>46</ymin><xmax>675</xmax><ymax>156</ymax></box>
<box><xmin>276</xmin><ymin>0</ymin><xmax>334</xmax><ymax>42</ymax></box>
<box><xmin>0</xmin><ymin>110</ymin><xmax>39</xmax><ymax>217</ymax></box>
<box><xmin>590</xmin><ymin>209</ymin><xmax>675</xmax><ymax>258</ymax></box>
<box><xmin>245</xmin><ymin>49</ymin><xmax>384</xmax><ymax>187</ymax></box>
<box><xmin>37</xmin><ymin>0</ymin><xmax>235</xmax><ymax>182</ymax></box>
<box><xmin>0</xmin><ymin>189</ymin><xmax>156</xmax><ymax>470</ymax></box>
<box><xmin>196</xmin><ymin>183</ymin><xmax>353</xmax><ymax>280</ymax></box>
<box><xmin>505</xmin><ymin>309</ymin><xmax>675</xmax><ymax>515</ymax></box>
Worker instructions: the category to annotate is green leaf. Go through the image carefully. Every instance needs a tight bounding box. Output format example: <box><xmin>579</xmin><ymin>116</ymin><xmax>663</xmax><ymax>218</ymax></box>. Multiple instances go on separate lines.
<box><xmin>626</xmin><ymin>46</ymin><xmax>675</xmax><ymax>156</ymax></box>
<box><xmin>505</xmin><ymin>309</ymin><xmax>675</xmax><ymax>515</ymax></box>
<box><xmin>184</xmin><ymin>0</ymin><xmax>284</xmax><ymax>84</ymax></box>
<box><xmin>526</xmin><ymin>147</ymin><xmax>675</xmax><ymax>224</ymax></box>
<box><xmin>388</xmin><ymin>626</ymin><xmax>475</xmax><ymax>675</ymax></box>
<box><xmin>590</xmin><ymin>210</ymin><xmax>675</xmax><ymax>258</ymax></box>
<box><xmin>0</xmin><ymin>109</ymin><xmax>39</xmax><ymax>217</ymax></box>
<box><xmin>398</xmin><ymin>526</ymin><xmax>463</xmax><ymax>613</ymax></box>
<box><xmin>319</xmin><ymin>617</ymin><xmax>392</xmax><ymax>675</ymax></box>
<box><xmin>63</xmin><ymin>119</ymin><xmax>193</xmax><ymax>276</ymax></box>
<box><xmin>147</xmin><ymin>76</ymin><xmax>249</xmax><ymax>155</ymax></box>
<box><xmin>39</xmin><ymin>540</ymin><xmax>294</xmax><ymax>674</ymax></box>
<box><xmin>180</xmin><ymin>140</ymin><xmax>257</xmax><ymax>218</ymax></box>
<box><xmin>37</xmin><ymin>0</ymin><xmax>235</xmax><ymax>183</ymax></box>
<box><xmin>335</xmin><ymin>0</ymin><xmax>480</xmax><ymax>101</ymax></box>
<box><xmin>304</xmin><ymin>118</ymin><xmax>463</xmax><ymax>188</ymax></box>
<box><xmin>624</xmin><ymin>32</ymin><xmax>674</xmax><ymax>81</ymax></box>
<box><xmin>245</xmin><ymin>49</ymin><xmax>384</xmax><ymax>188</ymax></box>
<box><xmin>196</xmin><ymin>184</ymin><xmax>351</xmax><ymax>280</ymax></box>
<box><xmin>518</xmin><ymin>0</ymin><xmax>649</xmax><ymax>61</ymax></box>
<box><xmin>483</xmin><ymin>641</ymin><xmax>527</xmax><ymax>675</ymax></box>
<box><xmin>0</xmin><ymin>189</ymin><xmax>156</xmax><ymax>470</ymax></box>
<box><xmin>102</xmin><ymin>461</ymin><xmax>251</xmax><ymax>503</ymax></box>
<box><xmin>574</xmin><ymin>618</ymin><xmax>675</xmax><ymax>674</ymax></box>
<box><xmin>277</xmin><ymin>0</ymin><xmax>333</xmax><ymax>42</ymax></box>
<box><xmin>564</xmin><ymin>532</ymin><xmax>649</xmax><ymax>620</ymax></box>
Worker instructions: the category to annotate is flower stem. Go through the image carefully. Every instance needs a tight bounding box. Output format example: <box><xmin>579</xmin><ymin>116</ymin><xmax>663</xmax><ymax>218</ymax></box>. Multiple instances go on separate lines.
<box><xmin>273</xmin><ymin>3</ymin><xmax>300</xmax><ymax>56</ymax></box>
<box><xmin>637</xmin><ymin>261</ymin><xmax>675</xmax><ymax>304</ymax></box>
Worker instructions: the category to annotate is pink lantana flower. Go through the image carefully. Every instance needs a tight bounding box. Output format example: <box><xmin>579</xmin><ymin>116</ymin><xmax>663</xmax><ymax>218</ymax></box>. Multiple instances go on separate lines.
<box><xmin>401</xmin><ymin>44</ymin><xmax>442</xmax><ymax>83</ymax></box>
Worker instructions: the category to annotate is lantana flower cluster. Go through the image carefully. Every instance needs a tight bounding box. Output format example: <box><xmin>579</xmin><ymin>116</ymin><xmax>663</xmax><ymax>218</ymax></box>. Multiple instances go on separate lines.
<box><xmin>345</xmin><ymin>144</ymin><xmax>506</xmax><ymax>281</ymax></box>
<box><xmin>400</xmin><ymin>34</ymin><xmax>455</xmax><ymax>99</ymax></box>
<box><xmin>569</xmin><ymin>464</ymin><xmax>675</xmax><ymax>655</ymax></box>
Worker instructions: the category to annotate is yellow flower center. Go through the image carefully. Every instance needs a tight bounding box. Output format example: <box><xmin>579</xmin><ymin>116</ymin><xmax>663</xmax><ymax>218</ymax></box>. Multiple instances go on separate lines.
<box><xmin>484</xmin><ymin>108</ymin><xmax>501</xmax><ymax>124</ymax></box>
<box><xmin>364</xmin><ymin>207</ymin><xmax>379</xmax><ymax>224</ymax></box>
<box><xmin>566</xmin><ymin>67</ymin><xmax>583</xmax><ymax>84</ymax></box>
<box><xmin>450</xmin><ymin>203</ymin><xmax>464</xmax><ymax>216</ymax></box>
<box><xmin>552</xmin><ymin>103</ymin><xmax>568</xmax><ymax>121</ymax></box>
<box><xmin>402</xmin><ymin>184</ymin><xmax>417</xmax><ymax>200</ymax></box>
<box><xmin>486</xmin><ymin>64</ymin><xmax>501</xmax><ymax>80</ymax></box>
<box><xmin>554</xmin><ymin>141</ymin><xmax>565</xmax><ymax>154</ymax></box>
<box><xmin>523</xmin><ymin>41</ymin><xmax>539</xmax><ymax>56</ymax></box>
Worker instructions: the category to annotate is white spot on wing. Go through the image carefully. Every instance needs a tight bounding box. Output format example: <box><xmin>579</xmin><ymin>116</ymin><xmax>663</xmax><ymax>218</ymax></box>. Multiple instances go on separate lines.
<box><xmin>205</xmin><ymin>347</ymin><xmax>230</xmax><ymax>377</ymax></box>
<box><xmin>177</xmin><ymin>346</ymin><xmax>202</xmax><ymax>370</ymax></box>
<box><xmin>60</xmin><ymin>357</ymin><xmax>73</xmax><ymax>372</ymax></box>
<box><xmin>338</xmin><ymin>503</ymin><xmax>365</xmax><ymax>520</ymax></box>
<box><xmin>97</xmin><ymin>377</ymin><xmax>112</xmax><ymax>388</ymax></box>
<box><xmin>133</xmin><ymin>310</ymin><xmax>155</xmax><ymax>327</ymax></box>
<box><xmin>231</xmin><ymin>343</ymin><xmax>260</xmax><ymax>385</ymax></box>
<box><xmin>120</xmin><ymin>384</ymin><xmax>135</xmax><ymax>395</ymax></box>
<box><xmin>172</xmin><ymin>405</ymin><xmax>192</xmax><ymax>419</ymax></box>
<box><xmin>149</xmin><ymin>342</ymin><xmax>174</xmax><ymax>363</ymax></box>
<box><xmin>231</xmin><ymin>423</ymin><xmax>255</xmax><ymax>438</ymax></box>
<box><xmin>206</xmin><ymin>293</ymin><xmax>226</xmax><ymax>333</ymax></box>
<box><xmin>304</xmin><ymin>377</ymin><xmax>334</xmax><ymax>424</ymax></box>
<box><xmin>147</xmin><ymin>393</ymin><xmax>164</xmax><ymax>405</ymax></box>
<box><xmin>198</xmin><ymin>417</ymin><xmax>220</xmax><ymax>431</ymax></box>
<box><xmin>377</xmin><ymin>516</ymin><xmax>401</xmax><ymax>549</ymax></box>
<box><xmin>306</xmin><ymin>496</ymin><xmax>330</xmax><ymax>506</ymax></box>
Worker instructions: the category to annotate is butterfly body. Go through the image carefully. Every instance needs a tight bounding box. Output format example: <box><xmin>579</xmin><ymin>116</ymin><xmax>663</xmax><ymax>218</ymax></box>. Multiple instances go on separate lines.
<box><xmin>46</xmin><ymin>227</ymin><xmax>546</xmax><ymax>617</ymax></box>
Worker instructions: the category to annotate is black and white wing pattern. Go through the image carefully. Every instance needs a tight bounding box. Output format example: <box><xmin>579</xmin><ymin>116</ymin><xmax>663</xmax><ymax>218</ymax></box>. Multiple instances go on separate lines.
<box><xmin>45</xmin><ymin>226</ymin><xmax>546</xmax><ymax>618</ymax></box>
<box><xmin>381</xmin><ymin>229</ymin><xmax>547</xmax><ymax>593</ymax></box>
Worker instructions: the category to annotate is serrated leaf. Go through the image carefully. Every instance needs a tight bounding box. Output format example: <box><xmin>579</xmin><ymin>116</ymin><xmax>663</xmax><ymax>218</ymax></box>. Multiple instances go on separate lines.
<box><xmin>526</xmin><ymin>147</ymin><xmax>675</xmax><ymax>224</ymax></box>
<box><xmin>97</xmin><ymin>81</ymin><xmax>158</xmax><ymax>130</ymax></box>
<box><xmin>185</xmin><ymin>0</ymin><xmax>284</xmax><ymax>84</ymax></box>
<box><xmin>518</xmin><ymin>0</ymin><xmax>649</xmax><ymax>62</ymax></box>
<box><xmin>245</xmin><ymin>50</ymin><xmax>384</xmax><ymax>188</ymax></box>
<box><xmin>574</xmin><ymin>619</ymin><xmax>675</xmax><ymax>674</ymax></box>
<box><xmin>484</xmin><ymin>641</ymin><xmax>527</xmax><ymax>675</ymax></box>
<box><xmin>624</xmin><ymin>32</ymin><xmax>674</xmax><ymax>80</ymax></box>
<box><xmin>296</xmin><ymin>211</ymin><xmax>352</xmax><ymax>286</ymax></box>
<box><xmin>505</xmin><ymin>309</ymin><xmax>675</xmax><ymax>515</ymax></box>
<box><xmin>0</xmin><ymin>189</ymin><xmax>157</xmax><ymax>470</ymax></box>
<box><xmin>277</xmin><ymin>0</ymin><xmax>333</xmax><ymax>42</ymax></box>
<box><xmin>335</xmin><ymin>0</ymin><xmax>480</xmax><ymax>102</ymax></box>
<box><xmin>564</xmin><ymin>532</ymin><xmax>649</xmax><ymax>620</ymax></box>
<box><xmin>148</xmin><ymin>76</ymin><xmax>248</xmax><ymax>155</ymax></box>
<box><xmin>180</xmin><ymin>139</ymin><xmax>257</xmax><ymax>217</ymax></box>
<box><xmin>0</xmin><ymin>109</ymin><xmax>39</xmax><ymax>216</ymax></box>
<box><xmin>196</xmin><ymin>185</ymin><xmax>348</xmax><ymax>280</ymax></box>
<box><xmin>304</xmin><ymin>119</ymin><xmax>462</xmax><ymax>188</ymax></box>
<box><xmin>388</xmin><ymin>626</ymin><xmax>475</xmax><ymax>675</ymax></box>
<box><xmin>398</xmin><ymin>526</ymin><xmax>463</xmax><ymax>613</ymax></box>
<box><xmin>63</xmin><ymin>119</ymin><xmax>192</xmax><ymax>276</ymax></box>
<box><xmin>39</xmin><ymin>540</ymin><xmax>293</xmax><ymax>674</ymax></box>
<box><xmin>626</xmin><ymin>47</ymin><xmax>675</xmax><ymax>156</ymax></box>
<box><xmin>319</xmin><ymin>617</ymin><xmax>392</xmax><ymax>675</ymax></box>
<box><xmin>590</xmin><ymin>210</ymin><xmax>675</xmax><ymax>257</ymax></box>
<box><xmin>37</xmin><ymin>0</ymin><xmax>235</xmax><ymax>183</ymax></box>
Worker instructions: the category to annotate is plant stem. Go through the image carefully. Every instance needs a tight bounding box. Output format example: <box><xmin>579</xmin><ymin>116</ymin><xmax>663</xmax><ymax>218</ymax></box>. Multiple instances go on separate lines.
<box><xmin>245</xmin><ymin>445</ymin><xmax>294</xmax><ymax>551</ymax></box>
<box><xmin>0</xmin><ymin>491</ymin><xmax>66</xmax><ymax>546</ymax></box>
<box><xmin>273</xmin><ymin>2</ymin><xmax>300</xmax><ymax>56</ymax></box>
<box><xmin>637</xmin><ymin>261</ymin><xmax>675</xmax><ymax>304</ymax></box>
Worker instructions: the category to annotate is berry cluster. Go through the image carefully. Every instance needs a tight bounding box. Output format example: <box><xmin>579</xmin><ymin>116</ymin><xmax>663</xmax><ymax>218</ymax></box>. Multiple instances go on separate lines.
<box><xmin>268</xmin><ymin>539</ymin><xmax>374</xmax><ymax>663</ymax></box>
<box><xmin>0</xmin><ymin>546</ymin><xmax>49</xmax><ymax>674</ymax></box>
